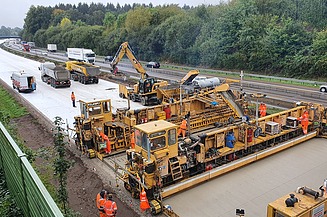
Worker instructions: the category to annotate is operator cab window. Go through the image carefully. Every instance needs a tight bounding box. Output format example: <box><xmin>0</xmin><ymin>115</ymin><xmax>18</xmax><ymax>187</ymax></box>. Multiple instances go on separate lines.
<box><xmin>88</xmin><ymin>107</ymin><xmax>101</xmax><ymax>116</ymax></box>
<box><xmin>150</xmin><ymin>136</ymin><xmax>166</xmax><ymax>151</ymax></box>
<box><xmin>102</xmin><ymin>101</ymin><xmax>111</xmax><ymax>113</ymax></box>
<box><xmin>168</xmin><ymin>129</ymin><xmax>176</xmax><ymax>145</ymax></box>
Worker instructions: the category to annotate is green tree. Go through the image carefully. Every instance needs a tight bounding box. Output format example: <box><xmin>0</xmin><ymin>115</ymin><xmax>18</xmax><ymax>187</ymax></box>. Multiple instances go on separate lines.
<box><xmin>52</xmin><ymin>117</ymin><xmax>72</xmax><ymax>214</ymax></box>
<box><xmin>103</xmin><ymin>12</ymin><xmax>116</xmax><ymax>29</ymax></box>
<box><xmin>23</xmin><ymin>6</ymin><xmax>53</xmax><ymax>40</ymax></box>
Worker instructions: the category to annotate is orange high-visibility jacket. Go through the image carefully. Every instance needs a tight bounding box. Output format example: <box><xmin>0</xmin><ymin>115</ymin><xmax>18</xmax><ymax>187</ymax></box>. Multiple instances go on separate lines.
<box><xmin>96</xmin><ymin>193</ymin><xmax>107</xmax><ymax>217</ymax></box>
<box><xmin>71</xmin><ymin>93</ymin><xmax>75</xmax><ymax>101</ymax></box>
<box><xmin>104</xmin><ymin>200</ymin><xmax>117</xmax><ymax>216</ymax></box>
<box><xmin>180</xmin><ymin>119</ymin><xmax>187</xmax><ymax>130</ymax></box>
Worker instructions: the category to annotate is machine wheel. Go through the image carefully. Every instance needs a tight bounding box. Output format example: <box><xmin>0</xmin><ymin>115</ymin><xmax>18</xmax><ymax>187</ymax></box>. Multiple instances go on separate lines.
<box><xmin>81</xmin><ymin>77</ymin><xmax>85</xmax><ymax>84</ymax></box>
<box><xmin>320</xmin><ymin>87</ymin><xmax>327</xmax><ymax>92</ymax></box>
<box><xmin>95</xmin><ymin>79</ymin><xmax>99</xmax><ymax>84</ymax></box>
<box><xmin>141</xmin><ymin>97</ymin><xmax>147</xmax><ymax>106</ymax></box>
<box><xmin>124</xmin><ymin>182</ymin><xmax>132</xmax><ymax>192</ymax></box>
<box><xmin>131</xmin><ymin>94</ymin><xmax>136</xmax><ymax>102</ymax></box>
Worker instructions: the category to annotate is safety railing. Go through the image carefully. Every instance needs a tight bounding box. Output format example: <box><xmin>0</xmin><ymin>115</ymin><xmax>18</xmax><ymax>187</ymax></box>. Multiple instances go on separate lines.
<box><xmin>0</xmin><ymin>122</ymin><xmax>63</xmax><ymax>217</ymax></box>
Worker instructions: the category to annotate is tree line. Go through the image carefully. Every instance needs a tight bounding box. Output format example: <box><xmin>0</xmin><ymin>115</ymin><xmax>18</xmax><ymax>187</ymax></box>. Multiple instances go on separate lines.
<box><xmin>21</xmin><ymin>0</ymin><xmax>327</xmax><ymax>79</ymax></box>
<box><xmin>0</xmin><ymin>26</ymin><xmax>22</xmax><ymax>36</ymax></box>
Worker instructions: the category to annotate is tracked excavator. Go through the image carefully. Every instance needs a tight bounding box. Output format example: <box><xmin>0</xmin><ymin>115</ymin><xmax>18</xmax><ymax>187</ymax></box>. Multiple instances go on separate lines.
<box><xmin>111</xmin><ymin>42</ymin><xmax>168</xmax><ymax>105</ymax></box>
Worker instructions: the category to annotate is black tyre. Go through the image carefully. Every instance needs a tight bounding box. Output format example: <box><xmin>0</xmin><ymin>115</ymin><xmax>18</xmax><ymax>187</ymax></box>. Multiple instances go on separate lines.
<box><xmin>131</xmin><ymin>94</ymin><xmax>136</xmax><ymax>102</ymax></box>
<box><xmin>320</xmin><ymin>87</ymin><xmax>327</xmax><ymax>92</ymax></box>
<box><xmin>141</xmin><ymin>97</ymin><xmax>147</xmax><ymax>106</ymax></box>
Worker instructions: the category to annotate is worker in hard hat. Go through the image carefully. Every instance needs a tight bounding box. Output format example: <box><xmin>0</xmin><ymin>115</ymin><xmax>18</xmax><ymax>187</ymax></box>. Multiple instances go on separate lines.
<box><xmin>96</xmin><ymin>190</ymin><xmax>107</xmax><ymax>217</ymax></box>
<box><xmin>104</xmin><ymin>193</ymin><xmax>117</xmax><ymax>217</ymax></box>
<box><xmin>71</xmin><ymin>91</ymin><xmax>76</xmax><ymax>107</ymax></box>
<box><xmin>130</xmin><ymin>129</ymin><xmax>135</xmax><ymax>149</ymax></box>
<box><xmin>178</xmin><ymin>119</ymin><xmax>187</xmax><ymax>138</ymax></box>
<box><xmin>259</xmin><ymin>103</ymin><xmax>267</xmax><ymax>117</ymax></box>
<box><xmin>297</xmin><ymin>110</ymin><xmax>309</xmax><ymax>134</ymax></box>
<box><xmin>140</xmin><ymin>188</ymin><xmax>150</xmax><ymax>212</ymax></box>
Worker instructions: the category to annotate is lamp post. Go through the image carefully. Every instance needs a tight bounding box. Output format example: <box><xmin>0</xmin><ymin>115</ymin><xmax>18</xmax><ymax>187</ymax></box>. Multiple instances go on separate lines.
<box><xmin>250</xmin><ymin>93</ymin><xmax>266</xmax><ymax>127</ymax></box>
<box><xmin>240</xmin><ymin>70</ymin><xmax>244</xmax><ymax>94</ymax></box>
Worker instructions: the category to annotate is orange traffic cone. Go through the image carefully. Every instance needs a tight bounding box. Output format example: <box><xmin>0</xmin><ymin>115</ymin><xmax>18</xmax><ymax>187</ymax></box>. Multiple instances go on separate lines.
<box><xmin>140</xmin><ymin>189</ymin><xmax>150</xmax><ymax>211</ymax></box>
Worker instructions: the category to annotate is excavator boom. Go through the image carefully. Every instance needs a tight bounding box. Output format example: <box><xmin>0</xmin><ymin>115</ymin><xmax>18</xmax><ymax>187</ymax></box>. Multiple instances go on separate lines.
<box><xmin>111</xmin><ymin>42</ymin><xmax>147</xmax><ymax>80</ymax></box>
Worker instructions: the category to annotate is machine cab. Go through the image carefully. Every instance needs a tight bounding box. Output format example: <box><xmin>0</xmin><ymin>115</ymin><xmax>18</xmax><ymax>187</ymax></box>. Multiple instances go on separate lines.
<box><xmin>134</xmin><ymin>120</ymin><xmax>178</xmax><ymax>160</ymax></box>
<box><xmin>138</xmin><ymin>78</ymin><xmax>157</xmax><ymax>94</ymax></box>
<box><xmin>78</xmin><ymin>99</ymin><xmax>112</xmax><ymax>133</ymax></box>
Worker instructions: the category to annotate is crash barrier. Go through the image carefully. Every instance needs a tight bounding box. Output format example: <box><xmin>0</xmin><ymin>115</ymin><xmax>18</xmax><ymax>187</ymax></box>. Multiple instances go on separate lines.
<box><xmin>0</xmin><ymin>122</ymin><xmax>63</xmax><ymax>217</ymax></box>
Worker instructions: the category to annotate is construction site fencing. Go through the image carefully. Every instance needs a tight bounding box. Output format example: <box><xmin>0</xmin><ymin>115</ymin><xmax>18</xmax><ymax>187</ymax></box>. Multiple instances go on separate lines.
<box><xmin>0</xmin><ymin>121</ymin><xmax>63</xmax><ymax>217</ymax></box>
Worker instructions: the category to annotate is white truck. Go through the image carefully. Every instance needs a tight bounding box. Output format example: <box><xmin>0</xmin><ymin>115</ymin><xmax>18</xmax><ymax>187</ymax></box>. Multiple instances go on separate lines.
<box><xmin>47</xmin><ymin>44</ymin><xmax>57</xmax><ymax>52</ymax></box>
<box><xmin>11</xmin><ymin>71</ymin><xmax>36</xmax><ymax>92</ymax></box>
<box><xmin>67</xmin><ymin>48</ymin><xmax>96</xmax><ymax>64</ymax></box>
<box><xmin>38</xmin><ymin>62</ymin><xmax>71</xmax><ymax>88</ymax></box>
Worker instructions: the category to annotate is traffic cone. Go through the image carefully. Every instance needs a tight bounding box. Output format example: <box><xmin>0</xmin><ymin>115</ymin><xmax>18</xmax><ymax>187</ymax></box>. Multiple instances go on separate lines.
<box><xmin>140</xmin><ymin>189</ymin><xmax>150</xmax><ymax>211</ymax></box>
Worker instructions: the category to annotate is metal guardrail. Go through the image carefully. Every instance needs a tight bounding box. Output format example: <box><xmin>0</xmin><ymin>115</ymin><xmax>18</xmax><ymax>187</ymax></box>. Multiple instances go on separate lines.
<box><xmin>0</xmin><ymin>122</ymin><xmax>63</xmax><ymax>217</ymax></box>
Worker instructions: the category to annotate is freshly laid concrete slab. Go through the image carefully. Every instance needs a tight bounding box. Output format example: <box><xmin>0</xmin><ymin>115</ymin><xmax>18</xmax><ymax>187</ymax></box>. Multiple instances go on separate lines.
<box><xmin>164</xmin><ymin>138</ymin><xmax>327</xmax><ymax>217</ymax></box>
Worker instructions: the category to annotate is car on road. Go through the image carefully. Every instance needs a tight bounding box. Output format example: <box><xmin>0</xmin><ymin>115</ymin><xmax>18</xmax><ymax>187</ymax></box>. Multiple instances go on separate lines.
<box><xmin>320</xmin><ymin>85</ymin><xmax>327</xmax><ymax>92</ymax></box>
<box><xmin>146</xmin><ymin>61</ymin><xmax>160</xmax><ymax>68</ymax></box>
<box><xmin>105</xmin><ymin>56</ymin><xmax>114</xmax><ymax>62</ymax></box>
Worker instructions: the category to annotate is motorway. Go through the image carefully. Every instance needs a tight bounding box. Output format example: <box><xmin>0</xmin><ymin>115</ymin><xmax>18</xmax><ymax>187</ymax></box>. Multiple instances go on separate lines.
<box><xmin>2</xmin><ymin>45</ymin><xmax>327</xmax><ymax>217</ymax></box>
<box><xmin>21</xmin><ymin>44</ymin><xmax>327</xmax><ymax>107</ymax></box>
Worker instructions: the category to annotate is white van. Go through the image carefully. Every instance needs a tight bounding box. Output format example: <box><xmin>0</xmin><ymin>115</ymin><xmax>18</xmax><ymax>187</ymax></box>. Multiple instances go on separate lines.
<box><xmin>11</xmin><ymin>71</ymin><xmax>36</xmax><ymax>92</ymax></box>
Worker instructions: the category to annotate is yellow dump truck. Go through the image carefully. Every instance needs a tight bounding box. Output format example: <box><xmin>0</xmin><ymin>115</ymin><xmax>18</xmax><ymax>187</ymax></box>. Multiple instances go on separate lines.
<box><xmin>66</xmin><ymin>61</ymin><xmax>100</xmax><ymax>84</ymax></box>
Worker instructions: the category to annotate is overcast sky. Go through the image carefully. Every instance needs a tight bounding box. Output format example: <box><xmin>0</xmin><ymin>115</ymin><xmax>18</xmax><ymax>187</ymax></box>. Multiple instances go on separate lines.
<box><xmin>2</xmin><ymin>0</ymin><xmax>225</xmax><ymax>28</ymax></box>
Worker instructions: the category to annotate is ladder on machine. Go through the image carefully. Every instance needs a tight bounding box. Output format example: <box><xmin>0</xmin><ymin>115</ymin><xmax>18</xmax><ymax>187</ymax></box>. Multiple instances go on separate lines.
<box><xmin>169</xmin><ymin>158</ymin><xmax>183</xmax><ymax>181</ymax></box>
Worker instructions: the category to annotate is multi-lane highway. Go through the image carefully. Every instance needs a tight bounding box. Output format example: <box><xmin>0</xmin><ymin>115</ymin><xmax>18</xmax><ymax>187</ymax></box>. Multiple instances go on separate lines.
<box><xmin>2</xmin><ymin>43</ymin><xmax>327</xmax><ymax>217</ymax></box>
<box><xmin>10</xmin><ymin>43</ymin><xmax>327</xmax><ymax>107</ymax></box>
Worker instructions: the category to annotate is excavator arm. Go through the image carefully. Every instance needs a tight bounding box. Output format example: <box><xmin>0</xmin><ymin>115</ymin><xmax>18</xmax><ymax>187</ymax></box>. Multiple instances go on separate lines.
<box><xmin>111</xmin><ymin>42</ymin><xmax>147</xmax><ymax>80</ymax></box>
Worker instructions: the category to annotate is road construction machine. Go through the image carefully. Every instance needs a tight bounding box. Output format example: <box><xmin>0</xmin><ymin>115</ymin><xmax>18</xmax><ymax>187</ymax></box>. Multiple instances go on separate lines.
<box><xmin>66</xmin><ymin>61</ymin><xmax>100</xmax><ymax>84</ymax></box>
<box><xmin>73</xmin><ymin>99</ymin><xmax>121</xmax><ymax>159</ymax></box>
<box><xmin>267</xmin><ymin>183</ymin><xmax>327</xmax><ymax>217</ymax></box>
<box><xmin>73</xmin><ymin>83</ymin><xmax>245</xmax><ymax>160</ymax></box>
<box><xmin>111</xmin><ymin>42</ymin><xmax>168</xmax><ymax>105</ymax></box>
<box><xmin>112</xmin><ymin>102</ymin><xmax>327</xmax><ymax>215</ymax></box>
<box><xmin>39</xmin><ymin>62</ymin><xmax>71</xmax><ymax>88</ymax></box>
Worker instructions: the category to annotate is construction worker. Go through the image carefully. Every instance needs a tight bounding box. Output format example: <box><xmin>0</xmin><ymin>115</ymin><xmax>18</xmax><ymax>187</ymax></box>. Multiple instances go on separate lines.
<box><xmin>178</xmin><ymin>119</ymin><xmax>187</xmax><ymax>138</ymax></box>
<box><xmin>297</xmin><ymin>110</ymin><xmax>309</xmax><ymax>134</ymax></box>
<box><xmin>96</xmin><ymin>190</ymin><xmax>107</xmax><ymax>217</ymax></box>
<box><xmin>130</xmin><ymin>130</ymin><xmax>135</xmax><ymax>149</ymax></box>
<box><xmin>71</xmin><ymin>91</ymin><xmax>76</xmax><ymax>107</ymax></box>
<box><xmin>259</xmin><ymin>103</ymin><xmax>267</xmax><ymax>117</ymax></box>
<box><xmin>104</xmin><ymin>193</ymin><xmax>117</xmax><ymax>217</ymax></box>
<box><xmin>140</xmin><ymin>188</ymin><xmax>150</xmax><ymax>212</ymax></box>
<box><xmin>99</xmin><ymin>132</ymin><xmax>111</xmax><ymax>154</ymax></box>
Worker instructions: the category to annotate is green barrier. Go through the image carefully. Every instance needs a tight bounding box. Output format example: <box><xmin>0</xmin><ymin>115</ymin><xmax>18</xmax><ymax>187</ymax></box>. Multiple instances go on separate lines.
<box><xmin>0</xmin><ymin>122</ymin><xmax>63</xmax><ymax>217</ymax></box>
